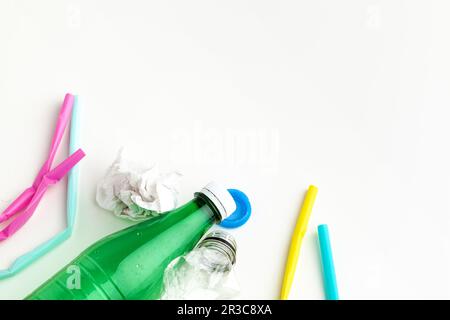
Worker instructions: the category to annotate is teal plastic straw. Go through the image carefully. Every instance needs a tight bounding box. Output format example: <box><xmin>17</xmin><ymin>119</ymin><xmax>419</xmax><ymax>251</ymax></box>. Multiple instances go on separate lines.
<box><xmin>67</xmin><ymin>96</ymin><xmax>80</xmax><ymax>229</ymax></box>
<box><xmin>0</xmin><ymin>96</ymin><xmax>81</xmax><ymax>279</ymax></box>
<box><xmin>318</xmin><ymin>224</ymin><xmax>339</xmax><ymax>300</ymax></box>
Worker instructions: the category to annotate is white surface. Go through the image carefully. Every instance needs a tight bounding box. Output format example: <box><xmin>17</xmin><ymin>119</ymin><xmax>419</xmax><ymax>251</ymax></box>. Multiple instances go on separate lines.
<box><xmin>0</xmin><ymin>0</ymin><xmax>449</xmax><ymax>300</ymax></box>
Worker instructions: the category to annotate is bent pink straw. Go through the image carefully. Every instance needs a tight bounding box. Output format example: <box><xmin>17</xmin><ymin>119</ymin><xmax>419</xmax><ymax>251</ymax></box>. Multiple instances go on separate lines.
<box><xmin>0</xmin><ymin>94</ymin><xmax>85</xmax><ymax>241</ymax></box>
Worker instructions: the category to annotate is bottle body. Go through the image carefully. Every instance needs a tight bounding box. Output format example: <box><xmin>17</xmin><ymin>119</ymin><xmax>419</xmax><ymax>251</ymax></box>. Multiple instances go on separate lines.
<box><xmin>27</xmin><ymin>196</ymin><xmax>218</xmax><ymax>300</ymax></box>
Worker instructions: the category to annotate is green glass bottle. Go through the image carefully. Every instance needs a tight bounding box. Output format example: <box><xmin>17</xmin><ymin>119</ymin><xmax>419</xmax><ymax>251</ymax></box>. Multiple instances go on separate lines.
<box><xmin>26</xmin><ymin>182</ymin><xmax>236</xmax><ymax>300</ymax></box>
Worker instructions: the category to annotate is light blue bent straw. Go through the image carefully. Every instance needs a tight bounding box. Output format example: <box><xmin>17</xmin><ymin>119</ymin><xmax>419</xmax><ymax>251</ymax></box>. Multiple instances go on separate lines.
<box><xmin>0</xmin><ymin>95</ymin><xmax>82</xmax><ymax>279</ymax></box>
<box><xmin>318</xmin><ymin>224</ymin><xmax>339</xmax><ymax>300</ymax></box>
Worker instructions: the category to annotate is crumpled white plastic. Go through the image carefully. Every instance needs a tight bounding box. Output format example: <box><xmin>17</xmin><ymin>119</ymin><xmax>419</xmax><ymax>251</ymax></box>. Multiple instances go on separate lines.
<box><xmin>96</xmin><ymin>149</ymin><xmax>182</xmax><ymax>221</ymax></box>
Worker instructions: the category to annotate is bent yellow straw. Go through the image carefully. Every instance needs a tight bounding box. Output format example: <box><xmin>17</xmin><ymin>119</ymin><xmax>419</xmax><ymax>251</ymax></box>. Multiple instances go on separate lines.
<box><xmin>280</xmin><ymin>185</ymin><xmax>318</xmax><ymax>300</ymax></box>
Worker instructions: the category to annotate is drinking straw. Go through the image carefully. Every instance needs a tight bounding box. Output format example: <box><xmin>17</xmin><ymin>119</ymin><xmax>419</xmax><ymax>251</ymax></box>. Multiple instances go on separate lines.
<box><xmin>280</xmin><ymin>185</ymin><xmax>318</xmax><ymax>300</ymax></box>
<box><xmin>67</xmin><ymin>95</ymin><xmax>81</xmax><ymax>229</ymax></box>
<box><xmin>0</xmin><ymin>95</ymin><xmax>82</xmax><ymax>279</ymax></box>
<box><xmin>318</xmin><ymin>224</ymin><xmax>339</xmax><ymax>300</ymax></box>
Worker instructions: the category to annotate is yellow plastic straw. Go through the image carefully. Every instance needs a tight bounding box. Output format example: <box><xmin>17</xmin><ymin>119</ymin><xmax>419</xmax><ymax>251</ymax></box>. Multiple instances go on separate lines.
<box><xmin>280</xmin><ymin>185</ymin><xmax>318</xmax><ymax>300</ymax></box>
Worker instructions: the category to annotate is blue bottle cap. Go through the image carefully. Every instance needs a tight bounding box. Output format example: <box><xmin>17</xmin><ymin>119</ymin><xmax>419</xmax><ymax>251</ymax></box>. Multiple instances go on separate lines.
<box><xmin>220</xmin><ymin>189</ymin><xmax>251</xmax><ymax>229</ymax></box>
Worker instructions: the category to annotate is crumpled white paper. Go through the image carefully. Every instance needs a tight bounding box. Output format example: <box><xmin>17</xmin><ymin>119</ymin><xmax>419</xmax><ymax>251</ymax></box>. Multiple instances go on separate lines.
<box><xmin>96</xmin><ymin>149</ymin><xmax>182</xmax><ymax>221</ymax></box>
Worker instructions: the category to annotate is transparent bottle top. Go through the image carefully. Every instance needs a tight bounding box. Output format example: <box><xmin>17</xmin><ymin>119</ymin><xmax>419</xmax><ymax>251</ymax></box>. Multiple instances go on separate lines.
<box><xmin>196</xmin><ymin>230</ymin><xmax>237</xmax><ymax>272</ymax></box>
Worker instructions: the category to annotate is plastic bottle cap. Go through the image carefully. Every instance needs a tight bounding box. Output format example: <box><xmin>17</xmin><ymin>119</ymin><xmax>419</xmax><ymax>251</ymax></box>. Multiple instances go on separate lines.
<box><xmin>220</xmin><ymin>189</ymin><xmax>251</xmax><ymax>229</ymax></box>
<box><xmin>199</xmin><ymin>182</ymin><xmax>236</xmax><ymax>221</ymax></box>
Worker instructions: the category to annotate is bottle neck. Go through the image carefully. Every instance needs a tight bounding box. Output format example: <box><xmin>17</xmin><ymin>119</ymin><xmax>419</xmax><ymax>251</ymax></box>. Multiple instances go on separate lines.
<box><xmin>196</xmin><ymin>246</ymin><xmax>234</xmax><ymax>273</ymax></box>
<box><xmin>195</xmin><ymin>192</ymin><xmax>223</xmax><ymax>224</ymax></box>
<box><xmin>195</xmin><ymin>230</ymin><xmax>237</xmax><ymax>272</ymax></box>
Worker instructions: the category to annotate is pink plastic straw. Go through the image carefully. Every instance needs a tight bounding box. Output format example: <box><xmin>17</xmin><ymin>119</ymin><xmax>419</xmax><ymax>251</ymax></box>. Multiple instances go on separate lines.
<box><xmin>0</xmin><ymin>94</ymin><xmax>85</xmax><ymax>241</ymax></box>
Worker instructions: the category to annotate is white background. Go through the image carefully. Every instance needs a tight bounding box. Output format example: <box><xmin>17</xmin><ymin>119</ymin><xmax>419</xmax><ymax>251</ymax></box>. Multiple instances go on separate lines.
<box><xmin>0</xmin><ymin>0</ymin><xmax>449</xmax><ymax>300</ymax></box>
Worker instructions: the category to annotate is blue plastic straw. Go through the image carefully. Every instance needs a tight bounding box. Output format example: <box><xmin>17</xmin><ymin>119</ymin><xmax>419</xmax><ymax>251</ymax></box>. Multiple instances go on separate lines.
<box><xmin>0</xmin><ymin>96</ymin><xmax>81</xmax><ymax>279</ymax></box>
<box><xmin>318</xmin><ymin>224</ymin><xmax>339</xmax><ymax>300</ymax></box>
<box><xmin>67</xmin><ymin>95</ymin><xmax>81</xmax><ymax>229</ymax></box>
